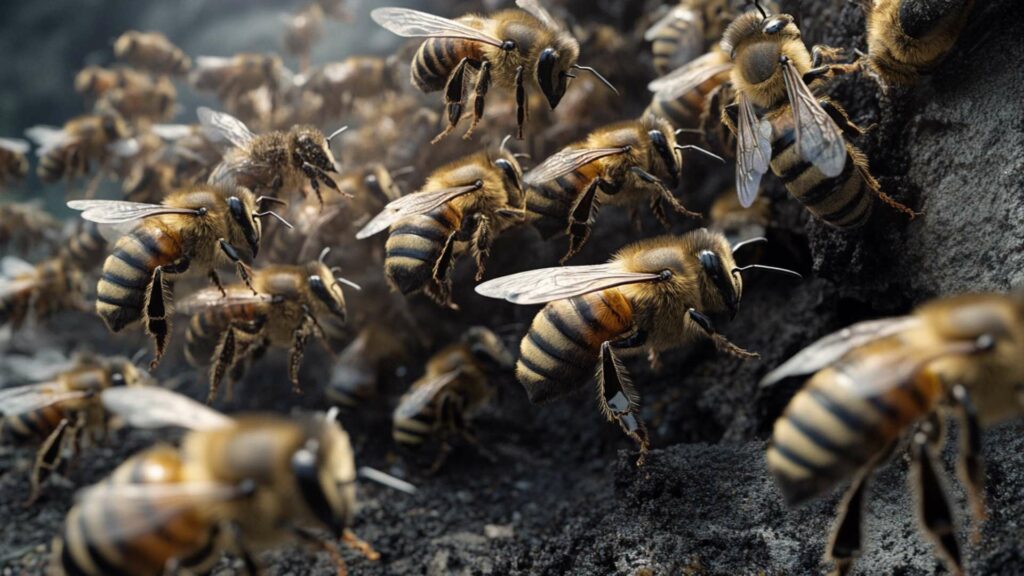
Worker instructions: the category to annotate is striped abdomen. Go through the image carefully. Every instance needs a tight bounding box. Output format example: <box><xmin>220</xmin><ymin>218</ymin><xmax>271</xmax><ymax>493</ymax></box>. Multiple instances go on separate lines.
<box><xmin>184</xmin><ymin>302</ymin><xmax>263</xmax><ymax>367</ymax></box>
<box><xmin>645</xmin><ymin>68</ymin><xmax>730</xmax><ymax>132</ymax></box>
<box><xmin>1</xmin><ymin>400</ymin><xmax>68</xmax><ymax>444</ymax></box>
<box><xmin>651</xmin><ymin>17</ymin><xmax>701</xmax><ymax>75</ymax></box>
<box><xmin>0</xmin><ymin>283</ymin><xmax>31</xmax><ymax>329</ymax></box>
<box><xmin>384</xmin><ymin>204</ymin><xmax>461</xmax><ymax>295</ymax></box>
<box><xmin>38</xmin><ymin>146</ymin><xmax>86</xmax><ymax>184</ymax></box>
<box><xmin>58</xmin><ymin>446</ymin><xmax>218</xmax><ymax>576</ymax></box>
<box><xmin>769</xmin><ymin>110</ymin><xmax>872</xmax><ymax>229</ymax></box>
<box><xmin>526</xmin><ymin>169</ymin><xmax>594</xmax><ymax>240</ymax></box>
<box><xmin>517</xmin><ymin>289</ymin><xmax>634</xmax><ymax>403</ymax></box>
<box><xmin>64</xmin><ymin>221</ymin><xmax>108</xmax><ymax>271</ymax></box>
<box><xmin>96</xmin><ymin>226</ymin><xmax>182</xmax><ymax>332</ymax></box>
<box><xmin>767</xmin><ymin>367</ymin><xmax>943</xmax><ymax>505</ymax></box>
<box><xmin>411</xmin><ymin>37</ymin><xmax>484</xmax><ymax>93</ymax></box>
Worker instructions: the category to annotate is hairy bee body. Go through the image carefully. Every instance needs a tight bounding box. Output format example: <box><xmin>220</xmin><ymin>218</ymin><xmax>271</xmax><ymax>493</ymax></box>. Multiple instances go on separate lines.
<box><xmin>645</xmin><ymin>60</ymin><xmax>733</xmax><ymax>135</ymax></box>
<box><xmin>0</xmin><ymin>257</ymin><xmax>84</xmax><ymax>331</ymax></box>
<box><xmin>32</xmin><ymin>114</ymin><xmax>131</xmax><ymax>184</ymax></box>
<box><xmin>63</xmin><ymin>221</ymin><xmax>108</xmax><ymax>271</ymax></box>
<box><xmin>0</xmin><ymin>142</ymin><xmax>29</xmax><ymax>187</ymax></box>
<box><xmin>114</xmin><ymin>31</ymin><xmax>191</xmax><ymax>76</ymax></box>
<box><xmin>649</xmin><ymin>0</ymin><xmax>733</xmax><ymax>75</ymax></box>
<box><xmin>864</xmin><ymin>0</ymin><xmax>975</xmax><ymax>85</ymax></box>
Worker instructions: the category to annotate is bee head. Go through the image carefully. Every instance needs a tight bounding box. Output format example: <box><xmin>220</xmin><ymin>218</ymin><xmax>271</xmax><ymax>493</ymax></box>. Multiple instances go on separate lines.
<box><xmin>721</xmin><ymin>8</ymin><xmax>800</xmax><ymax>86</ymax></box>
<box><xmin>227</xmin><ymin>192</ymin><xmax>261</xmax><ymax>261</ymax></box>
<box><xmin>307</xmin><ymin>248</ymin><xmax>358</xmax><ymax>322</ymax></box>
<box><xmin>290</xmin><ymin>126</ymin><xmax>338</xmax><ymax>174</ymax></box>
<box><xmin>462</xmin><ymin>326</ymin><xmax>516</xmax><ymax>372</ymax></box>
<box><xmin>292</xmin><ymin>419</ymin><xmax>356</xmax><ymax>536</ymax></box>
<box><xmin>699</xmin><ymin>248</ymin><xmax>741</xmax><ymax>319</ymax></box>
<box><xmin>647</xmin><ymin>123</ymin><xmax>680</xmax><ymax>189</ymax></box>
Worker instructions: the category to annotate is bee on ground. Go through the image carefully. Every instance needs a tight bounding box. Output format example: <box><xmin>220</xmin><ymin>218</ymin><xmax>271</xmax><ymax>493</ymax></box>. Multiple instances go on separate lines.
<box><xmin>477</xmin><ymin>229</ymin><xmax>800</xmax><ymax>461</ymax></box>
<box><xmin>326</xmin><ymin>324</ymin><xmax>404</xmax><ymax>410</ymax></box>
<box><xmin>113</xmin><ymin>30</ymin><xmax>192</xmax><ymax>76</ymax></box>
<box><xmin>0</xmin><ymin>256</ymin><xmax>87</xmax><ymax>332</ymax></box>
<box><xmin>761</xmin><ymin>291</ymin><xmax>1024</xmax><ymax>576</ymax></box>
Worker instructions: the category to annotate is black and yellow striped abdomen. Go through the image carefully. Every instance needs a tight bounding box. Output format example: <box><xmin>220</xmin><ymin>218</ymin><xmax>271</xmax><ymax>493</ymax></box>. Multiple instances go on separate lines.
<box><xmin>96</xmin><ymin>226</ymin><xmax>182</xmax><ymax>332</ymax></box>
<box><xmin>64</xmin><ymin>221</ymin><xmax>108</xmax><ymax>271</ymax></box>
<box><xmin>392</xmin><ymin>399</ymin><xmax>438</xmax><ymax>447</ymax></box>
<box><xmin>183</xmin><ymin>302</ymin><xmax>262</xmax><ymax>367</ymax></box>
<box><xmin>525</xmin><ymin>169</ymin><xmax>593</xmax><ymax>240</ymax></box>
<box><xmin>651</xmin><ymin>17</ymin><xmax>699</xmax><ymax>76</ymax></box>
<box><xmin>517</xmin><ymin>289</ymin><xmax>634</xmax><ymax>404</ymax></box>
<box><xmin>38</xmin><ymin>145</ymin><xmax>87</xmax><ymax>184</ymax></box>
<box><xmin>1</xmin><ymin>402</ymin><xmax>68</xmax><ymax>444</ymax></box>
<box><xmin>58</xmin><ymin>446</ymin><xmax>218</xmax><ymax>576</ymax></box>
<box><xmin>411</xmin><ymin>37</ymin><xmax>484</xmax><ymax>93</ymax></box>
<box><xmin>384</xmin><ymin>204</ymin><xmax>461</xmax><ymax>295</ymax></box>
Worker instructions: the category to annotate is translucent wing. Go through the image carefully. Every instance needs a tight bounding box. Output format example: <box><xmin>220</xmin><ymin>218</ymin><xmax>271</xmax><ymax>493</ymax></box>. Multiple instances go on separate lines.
<box><xmin>101</xmin><ymin>387</ymin><xmax>233</xmax><ymax>431</ymax></box>
<box><xmin>648</xmin><ymin>51</ymin><xmax>733</xmax><ymax>99</ymax></box>
<box><xmin>393</xmin><ymin>370</ymin><xmax>462</xmax><ymax>420</ymax></box>
<box><xmin>176</xmin><ymin>286</ymin><xmax>276</xmax><ymax>315</ymax></box>
<box><xmin>831</xmin><ymin>338</ymin><xmax>984</xmax><ymax>399</ymax></box>
<box><xmin>356</xmin><ymin>184</ymin><xmax>481</xmax><ymax>239</ymax></box>
<box><xmin>197</xmin><ymin>106</ymin><xmax>256</xmax><ymax>149</ymax></box>
<box><xmin>515</xmin><ymin>0</ymin><xmax>561</xmax><ymax>30</ymax></box>
<box><xmin>760</xmin><ymin>317</ymin><xmax>919</xmax><ymax>387</ymax></box>
<box><xmin>150</xmin><ymin>124</ymin><xmax>196</xmax><ymax>140</ymax></box>
<box><xmin>370</xmin><ymin>8</ymin><xmax>504</xmax><ymax>48</ymax></box>
<box><xmin>0</xmin><ymin>137</ymin><xmax>30</xmax><ymax>155</ymax></box>
<box><xmin>1</xmin><ymin>256</ymin><xmax>36</xmax><ymax>277</ymax></box>
<box><xmin>67</xmin><ymin>200</ymin><xmax>200</xmax><ymax>224</ymax></box>
<box><xmin>25</xmin><ymin>126</ymin><xmax>69</xmax><ymax>156</ymax></box>
<box><xmin>524</xmin><ymin>147</ymin><xmax>630</xmax><ymax>186</ymax></box>
<box><xmin>644</xmin><ymin>5</ymin><xmax>700</xmax><ymax>41</ymax></box>
<box><xmin>476</xmin><ymin>263</ymin><xmax>662</xmax><ymax>305</ymax></box>
<box><xmin>735</xmin><ymin>92</ymin><xmax>772</xmax><ymax>208</ymax></box>
<box><xmin>0</xmin><ymin>382</ymin><xmax>91</xmax><ymax>417</ymax></box>
<box><xmin>322</xmin><ymin>61</ymin><xmax>357</xmax><ymax>84</ymax></box>
<box><xmin>108</xmin><ymin>138</ymin><xmax>141</xmax><ymax>158</ymax></box>
<box><xmin>781</xmin><ymin>58</ymin><xmax>846</xmax><ymax>178</ymax></box>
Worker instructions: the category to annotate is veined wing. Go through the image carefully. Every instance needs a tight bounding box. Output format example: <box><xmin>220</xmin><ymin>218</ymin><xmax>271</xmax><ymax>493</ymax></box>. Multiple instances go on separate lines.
<box><xmin>67</xmin><ymin>200</ymin><xmax>201</xmax><ymax>224</ymax></box>
<box><xmin>781</xmin><ymin>57</ymin><xmax>845</xmax><ymax>178</ymax></box>
<box><xmin>476</xmin><ymin>263</ymin><xmax>663</xmax><ymax>305</ymax></box>
<box><xmin>648</xmin><ymin>51</ymin><xmax>733</xmax><ymax>99</ymax></box>
<box><xmin>524</xmin><ymin>147</ymin><xmax>630</xmax><ymax>186</ymax></box>
<box><xmin>101</xmin><ymin>387</ymin><xmax>234</xmax><ymax>431</ymax></box>
<box><xmin>356</xmin><ymin>184</ymin><xmax>481</xmax><ymax>239</ymax></box>
<box><xmin>0</xmin><ymin>382</ymin><xmax>91</xmax><ymax>417</ymax></box>
<box><xmin>735</xmin><ymin>92</ymin><xmax>772</xmax><ymax>208</ymax></box>
<box><xmin>370</xmin><ymin>8</ymin><xmax>504</xmax><ymax>48</ymax></box>
<box><xmin>197</xmin><ymin>106</ymin><xmax>256</xmax><ymax>149</ymax></box>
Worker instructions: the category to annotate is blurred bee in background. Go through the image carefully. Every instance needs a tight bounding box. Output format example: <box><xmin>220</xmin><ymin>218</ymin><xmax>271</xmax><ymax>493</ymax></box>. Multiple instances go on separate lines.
<box><xmin>54</xmin><ymin>387</ymin><xmax>380</xmax><ymax>576</ymax></box>
<box><xmin>26</xmin><ymin>112</ymin><xmax>136</xmax><ymax>189</ymax></box>
<box><xmin>393</xmin><ymin>326</ymin><xmax>515</xmax><ymax>470</ymax></box>
<box><xmin>292</xmin><ymin>56</ymin><xmax>404</xmax><ymax>124</ymax></box>
<box><xmin>68</xmin><ymin>184</ymin><xmax>276</xmax><ymax>368</ymax></box>
<box><xmin>149</xmin><ymin>123</ymin><xmax>224</xmax><ymax>184</ymax></box>
<box><xmin>761</xmin><ymin>292</ymin><xmax>1024</xmax><ymax>576</ymax></box>
<box><xmin>342</xmin><ymin>96</ymin><xmax>446</xmax><ymax>172</ymax></box>
<box><xmin>315</xmin><ymin>0</ymin><xmax>352</xmax><ymax>20</ymax></box>
<box><xmin>60</xmin><ymin>220</ymin><xmax>109</xmax><ymax>274</ymax></box>
<box><xmin>477</xmin><ymin>229</ymin><xmax>800</xmax><ymax>460</ymax></box>
<box><xmin>0</xmin><ymin>137</ymin><xmax>30</xmax><ymax>190</ymax></box>
<box><xmin>645</xmin><ymin>0</ymin><xmax>736</xmax><ymax>75</ymax></box>
<box><xmin>190</xmin><ymin>53</ymin><xmax>291</xmax><ymax>122</ymax></box>
<box><xmin>283</xmin><ymin>3</ymin><xmax>325</xmax><ymax>73</ymax></box>
<box><xmin>327</xmin><ymin>324</ymin><xmax>405</xmax><ymax>410</ymax></box>
<box><xmin>645</xmin><ymin>47</ymin><xmax>736</xmax><ymax>153</ymax></box>
<box><xmin>0</xmin><ymin>256</ymin><xmax>86</xmax><ymax>332</ymax></box>
<box><xmin>524</xmin><ymin>115</ymin><xmax>721</xmax><ymax>263</ymax></box>
<box><xmin>721</xmin><ymin>3</ymin><xmax>915</xmax><ymax>228</ymax></box>
<box><xmin>708</xmin><ymin>186</ymin><xmax>771</xmax><ymax>243</ymax></box>
<box><xmin>200</xmin><ymin>107</ymin><xmax>345</xmax><ymax>207</ymax></box>
<box><xmin>113</xmin><ymin>30</ymin><xmax>192</xmax><ymax>76</ymax></box>
<box><xmin>357</xmin><ymin>143</ymin><xmax>526</xmax><ymax>307</ymax></box>
<box><xmin>93</xmin><ymin>73</ymin><xmax>177</xmax><ymax>126</ymax></box>
<box><xmin>371</xmin><ymin>0</ymin><xmax>617</xmax><ymax>141</ymax></box>
<box><xmin>121</xmin><ymin>159</ymin><xmax>177</xmax><ymax>204</ymax></box>
<box><xmin>0</xmin><ymin>203</ymin><xmax>62</xmax><ymax>257</ymax></box>
<box><xmin>0</xmin><ymin>355</ymin><xmax>152</xmax><ymax>504</ymax></box>
<box><xmin>179</xmin><ymin>249</ymin><xmax>358</xmax><ymax>403</ymax></box>
<box><xmin>75</xmin><ymin>66</ymin><xmax>146</xmax><ymax>100</ymax></box>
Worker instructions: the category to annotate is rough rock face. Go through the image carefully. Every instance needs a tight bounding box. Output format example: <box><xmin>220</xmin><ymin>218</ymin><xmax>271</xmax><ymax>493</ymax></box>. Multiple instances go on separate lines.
<box><xmin>1</xmin><ymin>0</ymin><xmax>1022</xmax><ymax>575</ymax></box>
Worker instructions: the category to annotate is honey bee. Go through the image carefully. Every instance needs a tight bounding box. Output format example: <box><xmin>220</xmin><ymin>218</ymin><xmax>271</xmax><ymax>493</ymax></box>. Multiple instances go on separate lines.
<box><xmin>645</xmin><ymin>0</ymin><xmax>736</xmax><ymax>75</ymax></box>
<box><xmin>708</xmin><ymin>186</ymin><xmax>772</xmax><ymax>243</ymax></box>
<box><xmin>284</xmin><ymin>3</ymin><xmax>325</xmax><ymax>73</ymax></box>
<box><xmin>67</xmin><ymin>184</ymin><xmax>279</xmax><ymax>368</ymax></box>
<box><xmin>0</xmin><ymin>203</ymin><xmax>61</xmax><ymax>256</ymax></box>
<box><xmin>74</xmin><ymin>66</ymin><xmax>145</xmax><ymax>99</ymax></box>
<box><xmin>356</xmin><ymin>144</ymin><xmax>526</xmax><ymax>307</ymax></box>
<box><xmin>315</xmin><ymin>0</ymin><xmax>351</xmax><ymax>20</ymax></box>
<box><xmin>0</xmin><ymin>355</ymin><xmax>152</xmax><ymax>504</ymax></box>
<box><xmin>200</xmin><ymin>107</ymin><xmax>345</xmax><ymax>207</ymax></box>
<box><xmin>523</xmin><ymin>115</ymin><xmax>722</xmax><ymax>263</ymax></box>
<box><xmin>26</xmin><ymin>112</ymin><xmax>136</xmax><ymax>185</ymax></box>
<box><xmin>54</xmin><ymin>386</ymin><xmax>380</xmax><ymax>576</ymax></box>
<box><xmin>371</xmin><ymin>0</ymin><xmax>616</xmax><ymax>141</ymax></box>
<box><xmin>149</xmin><ymin>123</ymin><xmax>224</xmax><ymax>184</ymax></box>
<box><xmin>645</xmin><ymin>47</ymin><xmax>736</xmax><ymax>153</ymax></box>
<box><xmin>0</xmin><ymin>256</ymin><xmax>86</xmax><ymax>331</ymax></box>
<box><xmin>0</xmin><ymin>137</ymin><xmax>30</xmax><ymax>189</ymax></box>
<box><xmin>761</xmin><ymin>292</ymin><xmax>1024</xmax><ymax>576</ymax></box>
<box><xmin>476</xmin><ymin>229</ymin><xmax>800</xmax><ymax>460</ymax></box>
<box><xmin>60</xmin><ymin>220</ymin><xmax>109</xmax><ymax>273</ymax></box>
<box><xmin>392</xmin><ymin>326</ymin><xmax>515</xmax><ymax>468</ymax></box>
<box><xmin>295</xmin><ymin>56</ymin><xmax>404</xmax><ymax>122</ymax></box>
<box><xmin>94</xmin><ymin>73</ymin><xmax>177</xmax><ymax>125</ymax></box>
<box><xmin>113</xmin><ymin>31</ymin><xmax>191</xmax><ymax>76</ymax></box>
<box><xmin>190</xmin><ymin>53</ymin><xmax>289</xmax><ymax>109</ymax></box>
<box><xmin>721</xmin><ymin>4</ymin><xmax>917</xmax><ymax>228</ymax></box>
<box><xmin>179</xmin><ymin>248</ymin><xmax>358</xmax><ymax>403</ymax></box>
<box><xmin>326</xmin><ymin>324</ymin><xmax>401</xmax><ymax>409</ymax></box>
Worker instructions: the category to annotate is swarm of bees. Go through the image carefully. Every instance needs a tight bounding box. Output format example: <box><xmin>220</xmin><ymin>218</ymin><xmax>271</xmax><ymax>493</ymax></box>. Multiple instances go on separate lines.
<box><xmin>0</xmin><ymin>0</ymin><xmax>1006</xmax><ymax>574</ymax></box>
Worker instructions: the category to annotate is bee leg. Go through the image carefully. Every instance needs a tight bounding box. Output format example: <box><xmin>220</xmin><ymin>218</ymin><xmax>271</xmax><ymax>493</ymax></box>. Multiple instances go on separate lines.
<box><xmin>464</xmin><ymin>60</ymin><xmax>491</xmax><ymax>140</ymax></box>
<box><xmin>471</xmin><ymin>213</ymin><xmax>492</xmax><ymax>281</ymax></box>
<box><xmin>289</xmin><ymin>322</ymin><xmax>311</xmax><ymax>394</ymax></box>
<box><xmin>292</xmin><ymin>526</ymin><xmax>354</xmax><ymax>576</ymax></box>
<box><xmin>827</xmin><ymin>445</ymin><xmax>892</xmax><ymax>576</ymax></box>
<box><xmin>218</xmin><ymin>239</ymin><xmax>258</xmax><ymax>294</ymax></box>
<box><xmin>598</xmin><ymin>340</ymin><xmax>650</xmax><ymax>465</ymax></box>
<box><xmin>145</xmin><ymin>266</ymin><xmax>172</xmax><ymax>370</ymax></box>
<box><xmin>650</xmin><ymin>195</ymin><xmax>671</xmax><ymax>231</ymax></box>
<box><xmin>301</xmin><ymin>162</ymin><xmax>325</xmax><ymax>208</ymax></box>
<box><xmin>848</xmin><ymin>146</ymin><xmax>917</xmax><ymax>219</ymax></box>
<box><xmin>26</xmin><ymin>417</ymin><xmax>72</xmax><ymax>506</ymax></box>
<box><xmin>208</xmin><ymin>269</ymin><xmax>226</xmax><ymax>297</ymax></box>
<box><xmin>910</xmin><ymin>423</ymin><xmax>963</xmax><ymax>575</ymax></box>
<box><xmin>428</xmin><ymin>231</ymin><xmax>459</xmax><ymax>309</ymax></box>
<box><xmin>631</xmin><ymin>167</ymin><xmax>701</xmax><ymax>220</ymax></box>
<box><xmin>228</xmin><ymin>522</ymin><xmax>263</xmax><ymax>576</ymax></box>
<box><xmin>819</xmin><ymin>99</ymin><xmax>867</xmax><ymax>138</ymax></box>
<box><xmin>208</xmin><ymin>327</ymin><xmax>237</xmax><ymax>404</ymax></box>
<box><xmin>562</xmin><ymin>178</ymin><xmax>602</xmax><ymax>264</ymax></box>
<box><xmin>686</xmin><ymin>308</ymin><xmax>759</xmax><ymax>359</ymax></box>
<box><xmin>515</xmin><ymin>65</ymin><xmax>528</xmax><ymax>140</ymax></box>
<box><xmin>342</xmin><ymin>529</ymin><xmax>381</xmax><ymax>562</ymax></box>
<box><xmin>951</xmin><ymin>384</ymin><xmax>987</xmax><ymax>539</ymax></box>
<box><xmin>433</xmin><ymin>57</ymin><xmax>471</xmax><ymax>144</ymax></box>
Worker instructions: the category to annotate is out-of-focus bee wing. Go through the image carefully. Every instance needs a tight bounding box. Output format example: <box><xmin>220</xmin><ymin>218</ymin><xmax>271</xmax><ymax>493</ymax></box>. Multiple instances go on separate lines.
<box><xmin>759</xmin><ymin>316</ymin><xmax>920</xmax><ymax>388</ymax></box>
<box><xmin>476</xmin><ymin>263</ymin><xmax>662</xmax><ymax>305</ymax></box>
<box><xmin>780</xmin><ymin>58</ymin><xmax>846</xmax><ymax>178</ymax></box>
<box><xmin>322</xmin><ymin>61</ymin><xmax>357</xmax><ymax>84</ymax></box>
<box><xmin>644</xmin><ymin>5</ymin><xmax>700</xmax><ymax>41</ymax></box>
<box><xmin>68</xmin><ymin>200</ymin><xmax>200</xmax><ymax>224</ymax></box>
<box><xmin>101</xmin><ymin>387</ymin><xmax>234</xmax><ymax>431</ymax></box>
<box><xmin>370</xmin><ymin>8</ymin><xmax>504</xmax><ymax>48</ymax></box>
<box><xmin>150</xmin><ymin>124</ymin><xmax>195</xmax><ymax>140</ymax></box>
<box><xmin>25</xmin><ymin>126</ymin><xmax>69</xmax><ymax>156</ymax></box>
<box><xmin>1</xmin><ymin>255</ymin><xmax>36</xmax><ymax>277</ymax></box>
<box><xmin>355</xmin><ymin>184</ymin><xmax>481</xmax><ymax>239</ymax></box>
<box><xmin>0</xmin><ymin>137</ymin><xmax>30</xmax><ymax>155</ymax></box>
<box><xmin>735</xmin><ymin>92</ymin><xmax>772</xmax><ymax>208</ymax></box>
<box><xmin>0</xmin><ymin>382</ymin><xmax>91</xmax><ymax>417</ymax></box>
<box><xmin>524</xmin><ymin>147</ymin><xmax>630</xmax><ymax>186</ymax></box>
<box><xmin>176</xmin><ymin>286</ymin><xmax>275</xmax><ymax>315</ymax></box>
<box><xmin>648</xmin><ymin>52</ymin><xmax>733</xmax><ymax>99</ymax></box>
<box><xmin>831</xmin><ymin>337</ymin><xmax>985</xmax><ymax>399</ymax></box>
<box><xmin>393</xmin><ymin>370</ymin><xmax>462</xmax><ymax>420</ymax></box>
<box><xmin>108</xmin><ymin>138</ymin><xmax>141</xmax><ymax>158</ymax></box>
<box><xmin>196</xmin><ymin>106</ymin><xmax>256</xmax><ymax>149</ymax></box>
<box><xmin>515</xmin><ymin>0</ymin><xmax>562</xmax><ymax>30</ymax></box>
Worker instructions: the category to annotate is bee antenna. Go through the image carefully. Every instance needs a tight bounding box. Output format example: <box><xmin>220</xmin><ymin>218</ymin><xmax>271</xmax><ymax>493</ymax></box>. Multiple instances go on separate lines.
<box><xmin>326</xmin><ymin>125</ymin><xmax>349</xmax><ymax>142</ymax></box>
<box><xmin>754</xmin><ymin>0</ymin><xmax>768</xmax><ymax>18</ymax></box>
<box><xmin>325</xmin><ymin>406</ymin><xmax>340</xmax><ymax>422</ymax></box>
<box><xmin>334</xmin><ymin>277</ymin><xmax>362</xmax><ymax>291</ymax></box>
<box><xmin>499</xmin><ymin>134</ymin><xmax>513</xmax><ymax>153</ymax></box>
<box><xmin>571</xmin><ymin>65</ymin><xmax>619</xmax><ymax>95</ymax></box>
<box><xmin>513</xmin><ymin>152</ymin><xmax>532</xmax><ymax>160</ymax></box>
<box><xmin>732</xmin><ymin>264</ymin><xmax>802</xmax><ymax>280</ymax></box>
<box><xmin>391</xmin><ymin>166</ymin><xmax>416</xmax><ymax>177</ymax></box>
<box><xmin>674</xmin><ymin>144</ymin><xmax>726</xmax><ymax>164</ymax></box>
<box><xmin>318</xmin><ymin>246</ymin><xmax>331</xmax><ymax>264</ymax></box>
<box><xmin>253</xmin><ymin>210</ymin><xmax>294</xmax><ymax>229</ymax></box>
<box><xmin>255</xmin><ymin>196</ymin><xmax>288</xmax><ymax>207</ymax></box>
<box><xmin>675</xmin><ymin>128</ymin><xmax>703</xmax><ymax>136</ymax></box>
<box><xmin>129</xmin><ymin>348</ymin><xmax>148</xmax><ymax>366</ymax></box>
<box><xmin>731</xmin><ymin>236</ymin><xmax>768</xmax><ymax>253</ymax></box>
<box><xmin>357</xmin><ymin>467</ymin><xmax>417</xmax><ymax>494</ymax></box>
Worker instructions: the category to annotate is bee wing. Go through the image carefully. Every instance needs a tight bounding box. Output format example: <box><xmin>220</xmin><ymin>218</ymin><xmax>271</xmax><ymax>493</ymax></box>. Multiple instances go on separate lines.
<box><xmin>523</xmin><ymin>147</ymin><xmax>630</xmax><ymax>186</ymax></box>
<box><xmin>150</xmin><ymin>124</ymin><xmax>196</xmax><ymax>141</ymax></box>
<box><xmin>25</xmin><ymin>125</ymin><xmax>69</xmax><ymax>156</ymax></box>
<box><xmin>515</xmin><ymin>0</ymin><xmax>562</xmax><ymax>30</ymax></box>
<box><xmin>101</xmin><ymin>387</ymin><xmax>234</xmax><ymax>431</ymax></box>
<box><xmin>1</xmin><ymin>255</ymin><xmax>36</xmax><ymax>277</ymax></box>
<box><xmin>648</xmin><ymin>52</ymin><xmax>733</xmax><ymax>99</ymax></box>
<box><xmin>196</xmin><ymin>106</ymin><xmax>256</xmax><ymax>149</ymax></box>
<box><xmin>831</xmin><ymin>338</ymin><xmax>986</xmax><ymax>399</ymax></box>
<box><xmin>0</xmin><ymin>382</ymin><xmax>91</xmax><ymax>417</ymax></box>
<box><xmin>759</xmin><ymin>316</ymin><xmax>920</xmax><ymax>388</ymax></box>
<box><xmin>322</xmin><ymin>61</ymin><xmax>357</xmax><ymax>84</ymax></box>
<box><xmin>735</xmin><ymin>92</ymin><xmax>773</xmax><ymax>208</ymax></box>
<box><xmin>644</xmin><ymin>5</ymin><xmax>700</xmax><ymax>41</ymax></box>
<box><xmin>0</xmin><ymin>137</ymin><xmax>30</xmax><ymax>155</ymax></box>
<box><xmin>355</xmin><ymin>184</ymin><xmax>481</xmax><ymax>239</ymax></box>
<box><xmin>393</xmin><ymin>370</ymin><xmax>462</xmax><ymax>420</ymax></box>
<box><xmin>176</xmin><ymin>286</ymin><xmax>275</xmax><ymax>315</ymax></box>
<box><xmin>780</xmin><ymin>58</ymin><xmax>846</xmax><ymax>178</ymax></box>
<box><xmin>476</xmin><ymin>263</ymin><xmax>662</xmax><ymax>305</ymax></box>
<box><xmin>370</xmin><ymin>8</ymin><xmax>505</xmax><ymax>48</ymax></box>
<box><xmin>67</xmin><ymin>200</ymin><xmax>200</xmax><ymax>224</ymax></box>
<box><xmin>108</xmin><ymin>138</ymin><xmax>141</xmax><ymax>158</ymax></box>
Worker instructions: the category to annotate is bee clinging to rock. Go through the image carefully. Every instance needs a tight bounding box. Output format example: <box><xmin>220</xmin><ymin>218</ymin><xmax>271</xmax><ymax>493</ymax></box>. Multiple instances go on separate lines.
<box><xmin>371</xmin><ymin>0</ymin><xmax>617</xmax><ymax>142</ymax></box>
<box><xmin>762</xmin><ymin>292</ymin><xmax>1024</xmax><ymax>576</ymax></box>
<box><xmin>477</xmin><ymin>229</ymin><xmax>800</xmax><ymax>461</ymax></box>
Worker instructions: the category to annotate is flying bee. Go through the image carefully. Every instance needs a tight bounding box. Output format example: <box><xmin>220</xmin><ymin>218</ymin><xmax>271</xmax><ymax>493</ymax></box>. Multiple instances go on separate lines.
<box><xmin>721</xmin><ymin>4</ymin><xmax>915</xmax><ymax>228</ymax></box>
<box><xmin>645</xmin><ymin>0</ymin><xmax>737</xmax><ymax>75</ymax></box>
<box><xmin>645</xmin><ymin>47</ymin><xmax>736</xmax><ymax>153</ymax></box>
<box><xmin>296</xmin><ymin>56</ymin><xmax>404</xmax><ymax>122</ymax></box>
<box><xmin>54</xmin><ymin>386</ymin><xmax>381</xmax><ymax>576</ymax></box>
<box><xmin>67</xmin><ymin>184</ymin><xmax>281</xmax><ymax>369</ymax></box>
<box><xmin>113</xmin><ymin>31</ymin><xmax>191</xmax><ymax>76</ymax></box>
<box><xmin>356</xmin><ymin>144</ymin><xmax>526</xmax><ymax>307</ymax></box>
<box><xmin>190</xmin><ymin>53</ymin><xmax>289</xmax><ymax>107</ymax></box>
<box><xmin>524</xmin><ymin>115</ymin><xmax>722</xmax><ymax>263</ymax></box>
<box><xmin>371</xmin><ymin>0</ymin><xmax>617</xmax><ymax>142</ymax></box>
<box><xmin>75</xmin><ymin>66</ymin><xmax>144</xmax><ymax>99</ymax></box>
<box><xmin>26</xmin><ymin>112</ymin><xmax>136</xmax><ymax>185</ymax></box>
<box><xmin>761</xmin><ymin>292</ymin><xmax>1024</xmax><ymax>576</ymax></box>
<box><xmin>179</xmin><ymin>248</ymin><xmax>358</xmax><ymax>403</ymax></box>
<box><xmin>94</xmin><ymin>73</ymin><xmax>177</xmax><ymax>125</ymax></box>
<box><xmin>0</xmin><ymin>355</ymin><xmax>152</xmax><ymax>504</ymax></box>
<box><xmin>0</xmin><ymin>256</ymin><xmax>86</xmax><ymax>331</ymax></box>
<box><xmin>200</xmin><ymin>107</ymin><xmax>346</xmax><ymax>207</ymax></box>
<box><xmin>0</xmin><ymin>137</ymin><xmax>30</xmax><ymax>189</ymax></box>
<box><xmin>284</xmin><ymin>3</ymin><xmax>326</xmax><ymax>73</ymax></box>
<box><xmin>476</xmin><ymin>229</ymin><xmax>800</xmax><ymax>461</ymax></box>
<box><xmin>60</xmin><ymin>220</ymin><xmax>109</xmax><ymax>273</ymax></box>
<box><xmin>393</xmin><ymin>326</ymin><xmax>515</xmax><ymax>469</ymax></box>
<box><xmin>0</xmin><ymin>203</ymin><xmax>62</xmax><ymax>256</ymax></box>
